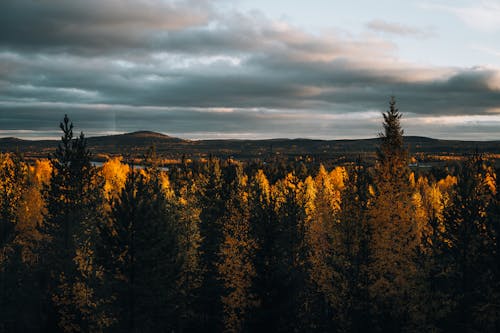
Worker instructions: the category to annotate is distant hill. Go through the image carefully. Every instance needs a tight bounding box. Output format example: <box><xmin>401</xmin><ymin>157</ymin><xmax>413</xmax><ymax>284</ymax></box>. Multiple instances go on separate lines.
<box><xmin>2</xmin><ymin>131</ymin><xmax>500</xmax><ymax>162</ymax></box>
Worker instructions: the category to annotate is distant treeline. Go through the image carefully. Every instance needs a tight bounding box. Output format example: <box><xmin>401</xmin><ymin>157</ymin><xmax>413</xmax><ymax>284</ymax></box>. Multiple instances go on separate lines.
<box><xmin>1</xmin><ymin>98</ymin><xmax>500</xmax><ymax>332</ymax></box>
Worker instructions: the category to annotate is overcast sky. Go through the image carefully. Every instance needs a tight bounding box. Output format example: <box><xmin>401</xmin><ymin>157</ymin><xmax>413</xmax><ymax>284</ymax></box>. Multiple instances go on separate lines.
<box><xmin>1</xmin><ymin>0</ymin><xmax>500</xmax><ymax>140</ymax></box>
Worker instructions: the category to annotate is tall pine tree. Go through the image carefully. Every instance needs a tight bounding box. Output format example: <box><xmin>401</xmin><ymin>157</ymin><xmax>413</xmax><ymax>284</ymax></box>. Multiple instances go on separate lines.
<box><xmin>40</xmin><ymin>115</ymin><xmax>110</xmax><ymax>332</ymax></box>
<box><xmin>367</xmin><ymin>97</ymin><xmax>420</xmax><ymax>331</ymax></box>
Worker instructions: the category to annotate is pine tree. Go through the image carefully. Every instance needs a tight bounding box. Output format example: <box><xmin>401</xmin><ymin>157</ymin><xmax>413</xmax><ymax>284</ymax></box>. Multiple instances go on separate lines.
<box><xmin>336</xmin><ymin>162</ymin><xmax>372</xmax><ymax>332</ymax></box>
<box><xmin>268</xmin><ymin>172</ymin><xmax>307</xmax><ymax>332</ymax></box>
<box><xmin>196</xmin><ymin>157</ymin><xmax>226</xmax><ymax>331</ymax></box>
<box><xmin>246</xmin><ymin>169</ymin><xmax>278</xmax><ymax>331</ymax></box>
<box><xmin>486</xmin><ymin>167</ymin><xmax>500</xmax><ymax>331</ymax></box>
<box><xmin>217</xmin><ymin>163</ymin><xmax>257</xmax><ymax>332</ymax></box>
<box><xmin>40</xmin><ymin>115</ymin><xmax>110</xmax><ymax>332</ymax></box>
<box><xmin>173</xmin><ymin>171</ymin><xmax>203</xmax><ymax>332</ymax></box>
<box><xmin>367</xmin><ymin>97</ymin><xmax>420</xmax><ymax>331</ymax></box>
<box><xmin>99</xmin><ymin>164</ymin><xmax>181</xmax><ymax>332</ymax></box>
<box><xmin>437</xmin><ymin>153</ymin><xmax>497</xmax><ymax>331</ymax></box>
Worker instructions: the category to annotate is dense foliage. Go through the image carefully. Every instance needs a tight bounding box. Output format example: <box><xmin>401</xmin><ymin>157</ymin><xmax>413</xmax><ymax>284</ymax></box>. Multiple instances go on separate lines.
<box><xmin>1</xmin><ymin>103</ymin><xmax>500</xmax><ymax>332</ymax></box>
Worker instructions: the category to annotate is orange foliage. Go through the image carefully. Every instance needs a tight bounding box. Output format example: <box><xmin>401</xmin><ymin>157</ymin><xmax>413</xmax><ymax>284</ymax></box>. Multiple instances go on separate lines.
<box><xmin>33</xmin><ymin>159</ymin><xmax>52</xmax><ymax>185</ymax></box>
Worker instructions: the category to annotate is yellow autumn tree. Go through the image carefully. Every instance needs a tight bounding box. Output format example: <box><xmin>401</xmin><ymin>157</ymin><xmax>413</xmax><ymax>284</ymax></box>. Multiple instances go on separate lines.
<box><xmin>217</xmin><ymin>165</ymin><xmax>257</xmax><ymax>332</ymax></box>
<box><xmin>304</xmin><ymin>165</ymin><xmax>343</xmax><ymax>309</ymax></box>
<box><xmin>174</xmin><ymin>178</ymin><xmax>203</xmax><ymax>331</ymax></box>
<box><xmin>15</xmin><ymin>162</ymin><xmax>47</xmax><ymax>265</ymax></box>
<box><xmin>100</xmin><ymin>157</ymin><xmax>130</xmax><ymax>201</ymax></box>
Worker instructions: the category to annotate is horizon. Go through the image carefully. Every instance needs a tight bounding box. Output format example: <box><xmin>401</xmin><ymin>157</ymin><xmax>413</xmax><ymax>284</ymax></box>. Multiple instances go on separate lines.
<box><xmin>3</xmin><ymin>128</ymin><xmax>500</xmax><ymax>143</ymax></box>
<box><xmin>1</xmin><ymin>1</ymin><xmax>500</xmax><ymax>140</ymax></box>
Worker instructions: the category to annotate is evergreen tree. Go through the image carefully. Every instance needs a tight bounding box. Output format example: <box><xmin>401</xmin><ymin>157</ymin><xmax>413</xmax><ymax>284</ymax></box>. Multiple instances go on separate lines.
<box><xmin>336</xmin><ymin>163</ymin><xmax>372</xmax><ymax>332</ymax></box>
<box><xmin>217</xmin><ymin>164</ymin><xmax>257</xmax><ymax>332</ymax></box>
<box><xmin>99</xmin><ymin>165</ymin><xmax>181</xmax><ymax>332</ymax></box>
<box><xmin>267</xmin><ymin>172</ymin><xmax>307</xmax><ymax>332</ymax></box>
<box><xmin>486</xmin><ymin>167</ymin><xmax>500</xmax><ymax>332</ymax></box>
<box><xmin>40</xmin><ymin>115</ymin><xmax>110</xmax><ymax>332</ymax></box>
<box><xmin>367</xmin><ymin>97</ymin><xmax>420</xmax><ymax>331</ymax></box>
<box><xmin>437</xmin><ymin>153</ymin><xmax>497</xmax><ymax>331</ymax></box>
<box><xmin>196</xmin><ymin>157</ymin><xmax>226</xmax><ymax>331</ymax></box>
<box><xmin>246</xmin><ymin>169</ymin><xmax>279</xmax><ymax>331</ymax></box>
<box><xmin>173</xmin><ymin>172</ymin><xmax>203</xmax><ymax>332</ymax></box>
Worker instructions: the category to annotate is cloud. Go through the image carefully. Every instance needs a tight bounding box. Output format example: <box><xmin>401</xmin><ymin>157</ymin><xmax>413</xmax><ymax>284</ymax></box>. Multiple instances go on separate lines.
<box><xmin>0</xmin><ymin>0</ymin><xmax>212</xmax><ymax>54</ymax></box>
<box><xmin>0</xmin><ymin>0</ymin><xmax>500</xmax><ymax>139</ymax></box>
<box><xmin>366</xmin><ymin>20</ymin><xmax>435</xmax><ymax>38</ymax></box>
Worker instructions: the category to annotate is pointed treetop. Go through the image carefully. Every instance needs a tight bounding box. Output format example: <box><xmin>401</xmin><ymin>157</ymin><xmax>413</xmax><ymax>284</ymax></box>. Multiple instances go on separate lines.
<box><xmin>379</xmin><ymin>96</ymin><xmax>406</xmax><ymax>159</ymax></box>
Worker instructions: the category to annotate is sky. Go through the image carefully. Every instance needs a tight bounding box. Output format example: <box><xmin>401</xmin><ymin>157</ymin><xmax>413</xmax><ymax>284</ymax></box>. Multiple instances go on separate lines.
<box><xmin>1</xmin><ymin>0</ymin><xmax>500</xmax><ymax>140</ymax></box>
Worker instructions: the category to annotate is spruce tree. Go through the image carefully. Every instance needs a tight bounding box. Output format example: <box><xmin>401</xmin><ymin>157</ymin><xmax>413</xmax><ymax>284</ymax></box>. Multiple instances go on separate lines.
<box><xmin>217</xmin><ymin>163</ymin><xmax>257</xmax><ymax>332</ymax></box>
<box><xmin>173</xmin><ymin>171</ymin><xmax>203</xmax><ymax>332</ymax></box>
<box><xmin>268</xmin><ymin>172</ymin><xmax>307</xmax><ymax>332</ymax></box>
<box><xmin>438</xmin><ymin>153</ymin><xmax>496</xmax><ymax>331</ymax></box>
<box><xmin>40</xmin><ymin>115</ymin><xmax>109</xmax><ymax>332</ymax></box>
<box><xmin>246</xmin><ymin>169</ymin><xmax>279</xmax><ymax>331</ymax></box>
<box><xmin>336</xmin><ymin>162</ymin><xmax>372</xmax><ymax>332</ymax></box>
<box><xmin>197</xmin><ymin>157</ymin><xmax>226</xmax><ymax>331</ymax></box>
<box><xmin>100</xmin><ymin>163</ymin><xmax>181</xmax><ymax>332</ymax></box>
<box><xmin>367</xmin><ymin>97</ymin><xmax>420</xmax><ymax>331</ymax></box>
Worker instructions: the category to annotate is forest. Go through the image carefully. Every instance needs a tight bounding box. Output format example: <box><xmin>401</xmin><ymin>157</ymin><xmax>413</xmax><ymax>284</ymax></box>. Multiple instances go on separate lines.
<box><xmin>1</xmin><ymin>98</ymin><xmax>500</xmax><ymax>333</ymax></box>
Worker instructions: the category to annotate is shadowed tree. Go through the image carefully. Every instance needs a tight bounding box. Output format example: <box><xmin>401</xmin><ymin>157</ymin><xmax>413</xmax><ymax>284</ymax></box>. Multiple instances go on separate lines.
<box><xmin>173</xmin><ymin>170</ymin><xmax>203</xmax><ymax>332</ymax></box>
<box><xmin>40</xmin><ymin>115</ymin><xmax>110</xmax><ymax>332</ymax></box>
<box><xmin>335</xmin><ymin>162</ymin><xmax>372</xmax><ymax>332</ymax></box>
<box><xmin>0</xmin><ymin>153</ymin><xmax>31</xmax><ymax>332</ymax></box>
<box><xmin>196</xmin><ymin>157</ymin><xmax>226</xmax><ymax>331</ymax></box>
<box><xmin>99</xmin><ymin>161</ymin><xmax>182</xmax><ymax>332</ymax></box>
<box><xmin>437</xmin><ymin>153</ymin><xmax>497</xmax><ymax>332</ymax></box>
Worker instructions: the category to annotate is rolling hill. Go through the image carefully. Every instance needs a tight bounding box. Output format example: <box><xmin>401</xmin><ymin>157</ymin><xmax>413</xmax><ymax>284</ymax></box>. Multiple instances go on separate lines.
<box><xmin>2</xmin><ymin>131</ymin><xmax>500</xmax><ymax>162</ymax></box>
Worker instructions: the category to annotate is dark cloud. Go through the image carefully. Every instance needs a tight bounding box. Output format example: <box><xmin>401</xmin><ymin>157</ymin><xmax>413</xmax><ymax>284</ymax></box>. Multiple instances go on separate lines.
<box><xmin>0</xmin><ymin>0</ymin><xmax>212</xmax><ymax>54</ymax></box>
<box><xmin>0</xmin><ymin>0</ymin><xmax>500</xmax><ymax>139</ymax></box>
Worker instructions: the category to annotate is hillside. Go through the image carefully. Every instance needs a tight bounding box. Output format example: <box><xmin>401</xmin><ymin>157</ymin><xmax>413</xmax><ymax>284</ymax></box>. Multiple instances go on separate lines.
<box><xmin>2</xmin><ymin>131</ymin><xmax>500</xmax><ymax>162</ymax></box>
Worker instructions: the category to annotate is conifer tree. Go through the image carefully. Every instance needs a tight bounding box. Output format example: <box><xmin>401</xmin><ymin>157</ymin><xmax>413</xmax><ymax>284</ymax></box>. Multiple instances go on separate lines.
<box><xmin>246</xmin><ymin>169</ymin><xmax>279</xmax><ymax>331</ymax></box>
<box><xmin>173</xmin><ymin>172</ymin><xmax>203</xmax><ymax>332</ymax></box>
<box><xmin>437</xmin><ymin>153</ymin><xmax>497</xmax><ymax>331</ymax></box>
<box><xmin>100</xmin><ymin>164</ymin><xmax>181</xmax><ymax>332</ymax></box>
<box><xmin>486</xmin><ymin>167</ymin><xmax>500</xmax><ymax>331</ymax></box>
<box><xmin>40</xmin><ymin>115</ymin><xmax>110</xmax><ymax>332</ymax></box>
<box><xmin>217</xmin><ymin>164</ymin><xmax>257</xmax><ymax>332</ymax></box>
<box><xmin>367</xmin><ymin>97</ymin><xmax>420</xmax><ymax>331</ymax></box>
<box><xmin>268</xmin><ymin>173</ymin><xmax>307</xmax><ymax>332</ymax></box>
<box><xmin>336</xmin><ymin>163</ymin><xmax>372</xmax><ymax>332</ymax></box>
<box><xmin>197</xmin><ymin>157</ymin><xmax>226</xmax><ymax>330</ymax></box>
